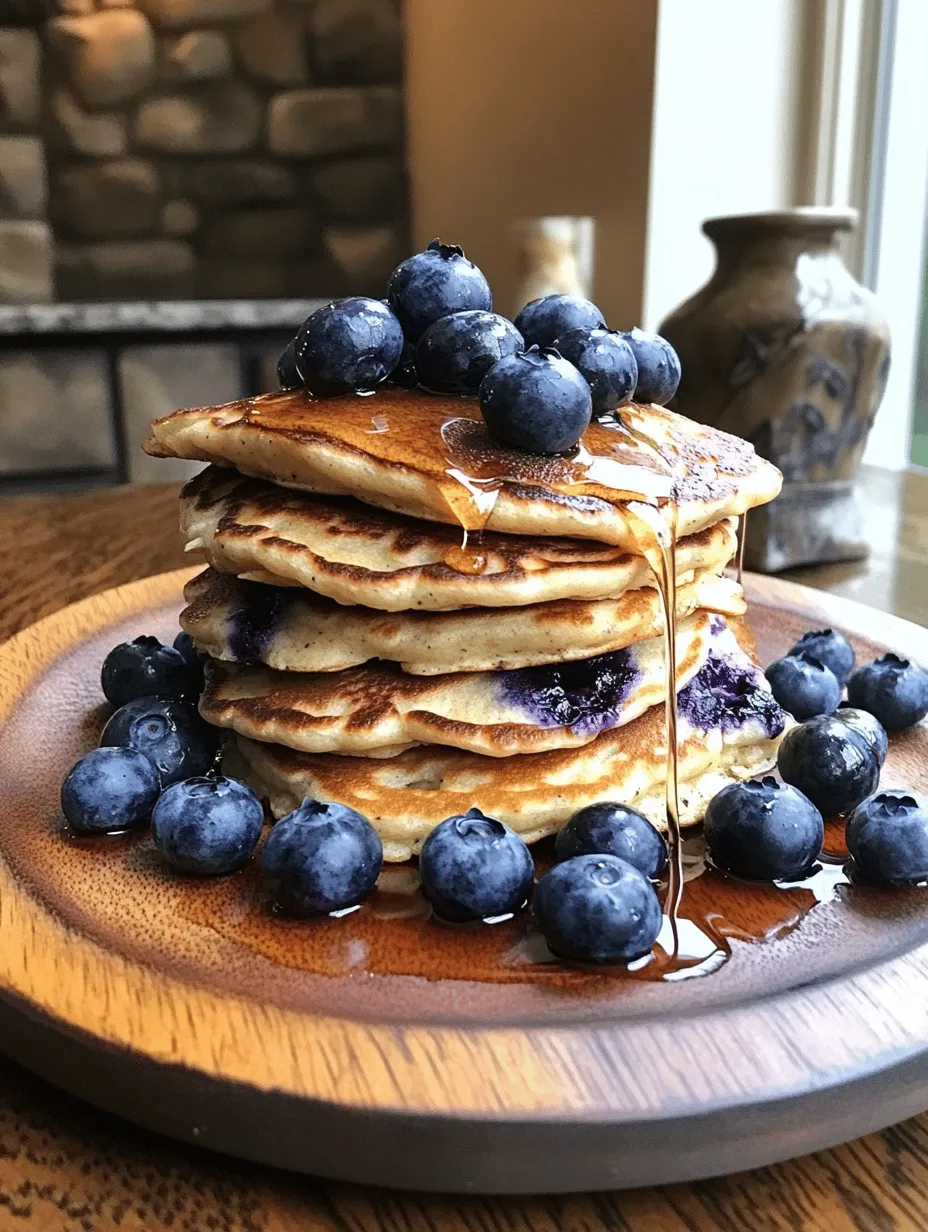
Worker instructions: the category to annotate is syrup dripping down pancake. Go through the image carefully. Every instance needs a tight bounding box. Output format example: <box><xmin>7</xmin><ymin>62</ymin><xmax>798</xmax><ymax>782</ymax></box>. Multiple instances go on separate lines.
<box><xmin>148</xmin><ymin>387</ymin><xmax>782</xmax><ymax>549</ymax></box>
<box><xmin>181</xmin><ymin>565</ymin><xmax>744</xmax><ymax>675</ymax></box>
<box><xmin>199</xmin><ymin>611</ymin><xmax>720</xmax><ymax>759</ymax></box>
<box><xmin>180</xmin><ymin>466</ymin><xmax>740</xmax><ymax>611</ymax></box>
<box><xmin>227</xmin><ymin>627</ymin><xmax>788</xmax><ymax>861</ymax></box>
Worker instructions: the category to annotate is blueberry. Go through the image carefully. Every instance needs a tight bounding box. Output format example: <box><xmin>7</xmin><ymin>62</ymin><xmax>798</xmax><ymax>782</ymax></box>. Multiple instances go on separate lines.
<box><xmin>61</xmin><ymin>746</ymin><xmax>160</xmax><ymax>834</ymax></box>
<box><xmin>173</xmin><ymin>630</ymin><xmax>205</xmax><ymax>694</ymax></box>
<box><xmin>293</xmin><ymin>296</ymin><xmax>403</xmax><ymax>395</ymax></box>
<box><xmin>788</xmin><ymin>628</ymin><xmax>855</xmax><ymax>686</ymax></box>
<box><xmin>555</xmin><ymin>801</ymin><xmax>667</xmax><ymax>880</ymax></box>
<box><xmin>514</xmin><ymin>294</ymin><xmax>605</xmax><ymax>349</ymax></box>
<box><xmin>261</xmin><ymin>797</ymin><xmax>382</xmax><ymax>916</ymax></box>
<box><xmin>415</xmin><ymin>310</ymin><xmax>523</xmax><ymax>395</ymax></box>
<box><xmin>277</xmin><ymin>337</ymin><xmax>300</xmax><ymax>388</ymax></box>
<box><xmin>101</xmin><ymin>696</ymin><xmax>219</xmax><ymax>787</ymax></box>
<box><xmin>173</xmin><ymin>630</ymin><xmax>199</xmax><ymax>671</ymax></box>
<box><xmin>101</xmin><ymin>636</ymin><xmax>195</xmax><ymax>708</ymax></box>
<box><xmin>846</xmin><ymin>653</ymin><xmax>928</xmax><ymax>731</ymax></box>
<box><xmin>765</xmin><ymin>654</ymin><xmax>840</xmax><ymax>720</ymax></box>
<box><xmin>836</xmin><ymin>706</ymin><xmax>889</xmax><ymax>766</ymax></box>
<box><xmin>621</xmin><ymin>328</ymin><xmax>681</xmax><ymax>405</ymax></box>
<box><xmin>418</xmin><ymin>807</ymin><xmax>534</xmax><ymax>922</ymax></box>
<box><xmin>533</xmin><ymin>854</ymin><xmax>662</xmax><ymax>963</ymax></box>
<box><xmin>847</xmin><ymin>790</ymin><xmax>928</xmax><ymax>884</ymax></box>
<box><xmin>479</xmin><ymin>345</ymin><xmax>592</xmax><ymax>455</ymax></box>
<box><xmin>550</xmin><ymin>327</ymin><xmax>638</xmax><ymax>415</ymax></box>
<box><xmin>777</xmin><ymin>715</ymin><xmax>881</xmax><ymax>816</ymax></box>
<box><xmin>704</xmin><ymin>776</ymin><xmax>823</xmax><ymax>880</ymax></box>
<box><xmin>387</xmin><ymin>240</ymin><xmax>492</xmax><ymax>342</ymax></box>
<box><xmin>386</xmin><ymin>339</ymin><xmax>418</xmax><ymax>388</ymax></box>
<box><xmin>152</xmin><ymin>776</ymin><xmax>264</xmax><ymax>876</ymax></box>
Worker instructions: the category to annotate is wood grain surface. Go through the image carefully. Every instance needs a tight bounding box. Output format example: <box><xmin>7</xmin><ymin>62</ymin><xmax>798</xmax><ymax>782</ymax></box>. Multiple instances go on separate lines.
<box><xmin>0</xmin><ymin>478</ymin><xmax>926</xmax><ymax>1226</ymax></box>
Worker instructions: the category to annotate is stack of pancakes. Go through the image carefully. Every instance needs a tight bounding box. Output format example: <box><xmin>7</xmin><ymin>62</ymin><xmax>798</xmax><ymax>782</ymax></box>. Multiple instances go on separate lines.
<box><xmin>145</xmin><ymin>386</ymin><xmax>788</xmax><ymax>861</ymax></box>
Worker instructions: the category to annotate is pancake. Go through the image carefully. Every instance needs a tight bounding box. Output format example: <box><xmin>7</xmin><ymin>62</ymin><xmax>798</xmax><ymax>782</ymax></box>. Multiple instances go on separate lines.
<box><xmin>228</xmin><ymin>633</ymin><xmax>788</xmax><ymax>860</ymax></box>
<box><xmin>148</xmin><ymin>387</ymin><xmax>782</xmax><ymax>549</ymax></box>
<box><xmin>181</xmin><ymin>565</ymin><xmax>745</xmax><ymax>674</ymax></box>
<box><xmin>199</xmin><ymin>611</ymin><xmax>718</xmax><ymax>758</ymax></box>
<box><xmin>180</xmin><ymin>466</ymin><xmax>740</xmax><ymax>611</ymax></box>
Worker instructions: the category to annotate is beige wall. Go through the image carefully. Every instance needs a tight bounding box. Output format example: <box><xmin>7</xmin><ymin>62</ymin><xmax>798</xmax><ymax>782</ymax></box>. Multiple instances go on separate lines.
<box><xmin>404</xmin><ymin>0</ymin><xmax>659</xmax><ymax>328</ymax></box>
<box><xmin>644</xmin><ymin>0</ymin><xmax>804</xmax><ymax>329</ymax></box>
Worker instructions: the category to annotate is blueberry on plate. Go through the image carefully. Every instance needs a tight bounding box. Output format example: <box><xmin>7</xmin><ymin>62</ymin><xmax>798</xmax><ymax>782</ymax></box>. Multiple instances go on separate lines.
<box><xmin>479</xmin><ymin>345</ymin><xmax>592</xmax><ymax>455</ymax></box>
<box><xmin>777</xmin><ymin>715</ymin><xmax>880</xmax><ymax>816</ymax></box>
<box><xmin>514</xmin><ymin>294</ymin><xmax>605</xmax><ymax>349</ymax></box>
<box><xmin>534</xmin><ymin>854</ymin><xmax>662</xmax><ymax>963</ymax></box>
<box><xmin>101</xmin><ymin>635</ymin><xmax>195</xmax><ymax>708</ymax></box>
<box><xmin>555</xmin><ymin>801</ymin><xmax>667</xmax><ymax>880</ymax></box>
<box><xmin>765</xmin><ymin>654</ymin><xmax>840</xmax><ymax>720</ymax></box>
<box><xmin>173</xmin><ymin>630</ymin><xmax>205</xmax><ymax>693</ymax></box>
<box><xmin>387</xmin><ymin>240</ymin><xmax>492</xmax><ymax>342</ymax></box>
<box><xmin>152</xmin><ymin>776</ymin><xmax>264</xmax><ymax>876</ymax></box>
<box><xmin>836</xmin><ymin>705</ymin><xmax>889</xmax><ymax>766</ymax></box>
<box><xmin>386</xmin><ymin>339</ymin><xmax>418</xmax><ymax>388</ymax></box>
<box><xmin>100</xmin><ymin>696</ymin><xmax>219</xmax><ymax>787</ymax></box>
<box><xmin>788</xmin><ymin>628</ymin><xmax>855</xmax><ymax>686</ymax></box>
<box><xmin>846</xmin><ymin>652</ymin><xmax>928</xmax><ymax>731</ymax></box>
<box><xmin>703</xmin><ymin>776</ymin><xmax>823</xmax><ymax>881</ymax></box>
<box><xmin>551</xmin><ymin>327</ymin><xmax>638</xmax><ymax>415</ymax></box>
<box><xmin>261</xmin><ymin>797</ymin><xmax>383</xmax><ymax>916</ymax></box>
<box><xmin>847</xmin><ymin>789</ymin><xmax>928</xmax><ymax>884</ymax></box>
<box><xmin>294</xmin><ymin>296</ymin><xmax>404</xmax><ymax>395</ymax></box>
<box><xmin>61</xmin><ymin>746</ymin><xmax>160</xmax><ymax>834</ymax></box>
<box><xmin>418</xmin><ymin>807</ymin><xmax>534</xmax><ymax>922</ymax></box>
<box><xmin>620</xmin><ymin>328</ymin><xmax>681</xmax><ymax>405</ymax></box>
<box><xmin>415</xmin><ymin>310</ymin><xmax>523</xmax><ymax>395</ymax></box>
<box><xmin>276</xmin><ymin>336</ymin><xmax>301</xmax><ymax>389</ymax></box>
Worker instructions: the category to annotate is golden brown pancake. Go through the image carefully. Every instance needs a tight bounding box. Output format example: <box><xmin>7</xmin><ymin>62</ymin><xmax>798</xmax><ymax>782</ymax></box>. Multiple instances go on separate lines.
<box><xmin>181</xmin><ymin>565</ymin><xmax>745</xmax><ymax>674</ymax></box>
<box><xmin>198</xmin><ymin>611</ymin><xmax>717</xmax><ymax>758</ymax></box>
<box><xmin>227</xmin><ymin>629</ymin><xmax>788</xmax><ymax>860</ymax></box>
<box><xmin>179</xmin><ymin>466</ymin><xmax>739</xmax><ymax>610</ymax></box>
<box><xmin>147</xmin><ymin>387</ymin><xmax>782</xmax><ymax>549</ymax></box>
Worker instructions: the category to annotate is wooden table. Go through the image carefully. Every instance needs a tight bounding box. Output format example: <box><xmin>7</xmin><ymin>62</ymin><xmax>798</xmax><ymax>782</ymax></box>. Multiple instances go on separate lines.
<box><xmin>0</xmin><ymin>467</ymin><xmax>926</xmax><ymax>1231</ymax></box>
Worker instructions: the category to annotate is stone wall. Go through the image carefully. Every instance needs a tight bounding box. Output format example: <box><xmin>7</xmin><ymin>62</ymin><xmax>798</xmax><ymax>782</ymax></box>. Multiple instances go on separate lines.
<box><xmin>0</xmin><ymin>24</ymin><xmax>54</xmax><ymax>301</ymax></box>
<box><xmin>2</xmin><ymin>0</ymin><xmax>407</xmax><ymax>301</ymax></box>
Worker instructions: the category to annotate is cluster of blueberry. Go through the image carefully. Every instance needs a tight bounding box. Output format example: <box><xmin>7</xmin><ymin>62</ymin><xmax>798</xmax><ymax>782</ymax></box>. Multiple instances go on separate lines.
<box><xmin>276</xmin><ymin>239</ymin><xmax>681</xmax><ymax>456</ymax></box>
<box><xmin>703</xmin><ymin>628</ymin><xmax>928</xmax><ymax>887</ymax></box>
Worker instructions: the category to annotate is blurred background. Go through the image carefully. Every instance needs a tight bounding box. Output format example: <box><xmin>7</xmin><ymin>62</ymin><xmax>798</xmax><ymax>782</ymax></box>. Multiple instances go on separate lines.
<box><xmin>0</xmin><ymin>0</ymin><xmax>925</xmax><ymax>529</ymax></box>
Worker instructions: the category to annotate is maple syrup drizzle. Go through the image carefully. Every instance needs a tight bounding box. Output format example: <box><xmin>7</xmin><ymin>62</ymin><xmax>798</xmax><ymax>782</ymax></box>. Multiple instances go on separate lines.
<box><xmin>736</xmin><ymin>509</ymin><xmax>748</xmax><ymax>586</ymax></box>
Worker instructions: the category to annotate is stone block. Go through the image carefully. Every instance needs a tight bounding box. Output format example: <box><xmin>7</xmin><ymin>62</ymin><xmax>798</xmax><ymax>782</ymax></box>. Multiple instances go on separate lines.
<box><xmin>134</xmin><ymin>81</ymin><xmax>262</xmax><ymax>153</ymax></box>
<box><xmin>138</xmin><ymin>0</ymin><xmax>271</xmax><ymax>27</ymax></box>
<box><xmin>52</xmin><ymin>158</ymin><xmax>159</xmax><ymax>240</ymax></box>
<box><xmin>183</xmin><ymin>157</ymin><xmax>296</xmax><ymax>206</ymax></box>
<box><xmin>196</xmin><ymin>259</ymin><xmax>287</xmax><ymax>299</ymax></box>
<box><xmin>200</xmin><ymin>206</ymin><xmax>319</xmax><ymax>259</ymax></box>
<box><xmin>0</xmin><ymin>136</ymin><xmax>46</xmax><ymax>220</ymax></box>
<box><xmin>235</xmin><ymin>10</ymin><xmax>307</xmax><ymax>87</ymax></box>
<box><xmin>161</xmin><ymin>30</ymin><xmax>232</xmax><ymax>81</ymax></box>
<box><xmin>310</xmin><ymin>154</ymin><xmax>403</xmax><ymax>222</ymax></box>
<box><xmin>47</xmin><ymin>12</ymin><xmax>156</xmax><ymax>110</ymax></box>
<box><xmin>0</xmin><ymin>220</ymin><xmax>53</xmax><ymax>302</ymax></box>
<box><xmin>47</xmin><ymin>89</ymin><xmax>127</xmax><ymax>157</ymax></box>
<box><xmin>119</xmin><ymin>344</ymin><xmax>243</xmax><ymax>484</ymax></box>
<box><xmin>311</xmin><ymin>0</ymin><xmax>402</xmax><ymax>84</ymax></box>
<box><xmin>56</xmin><ymin>238</ymin><xmax>195</xmax><ymax>299</ymax></box>
<box><xmin>160</xmin><ymin>197</ymin><xmax>199</xmax><ymax>236</ymax></box>
<box><xmin>267</xmin><ymin>86</ymin><xmax>401</xmax><ymax>159</ymax></box>
<box><xmin>0</xmin><ymin>349</ymin><xmax>116</xmax><ymax>475</ymax></box>
<box><xmin>322</xmin><ymin>222</ymin><xmax>402</xmax><ymax>293</ymax></box>
<box><xmin>0</xmin><ymin>31</ymin><xmax>40</xmax><ymax>132</ymax></box>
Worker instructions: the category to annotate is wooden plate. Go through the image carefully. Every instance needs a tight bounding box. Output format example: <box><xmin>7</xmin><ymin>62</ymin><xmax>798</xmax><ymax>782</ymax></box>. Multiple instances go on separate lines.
<box><xmin>1</xmin><ymin>568</ymin><xmax>928</xmax><ymax>1194</ymax></box>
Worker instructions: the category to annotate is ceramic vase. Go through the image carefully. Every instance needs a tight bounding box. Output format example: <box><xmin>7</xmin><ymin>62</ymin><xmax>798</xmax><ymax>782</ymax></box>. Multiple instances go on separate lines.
<box><xmin>659</xmin><ymin>208</ymin><xmax>891</xmax><ymax>572</ymax></box>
